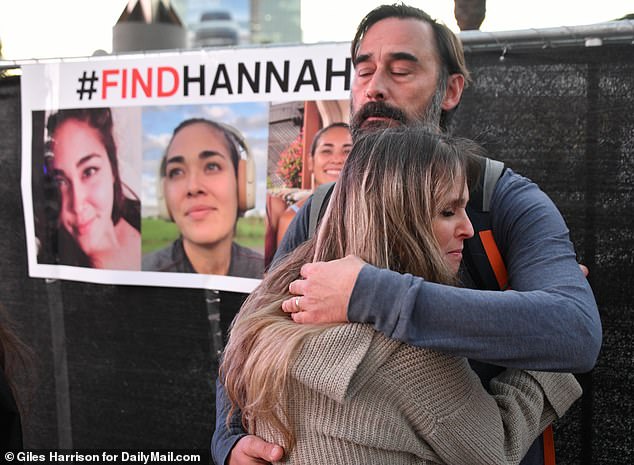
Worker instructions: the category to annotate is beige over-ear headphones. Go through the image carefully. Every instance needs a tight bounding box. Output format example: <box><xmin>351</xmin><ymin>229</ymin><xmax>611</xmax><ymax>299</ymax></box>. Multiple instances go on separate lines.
<box><xmin>230</xmin><ymin>124</ymin><xmax>256</xmax><ymax>213</ymax></box>
<box><xmin>157</xmin><ymin>121</ymin><xmax>256</xmax><ymax>221</ymax></box>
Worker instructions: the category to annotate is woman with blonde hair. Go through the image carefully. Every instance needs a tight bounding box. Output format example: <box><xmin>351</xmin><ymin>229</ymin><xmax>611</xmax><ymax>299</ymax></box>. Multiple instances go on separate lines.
<box><xmin>221</xmin><ymin>126</ymin><xmax>581</xmax><ymax>464</ymax></box>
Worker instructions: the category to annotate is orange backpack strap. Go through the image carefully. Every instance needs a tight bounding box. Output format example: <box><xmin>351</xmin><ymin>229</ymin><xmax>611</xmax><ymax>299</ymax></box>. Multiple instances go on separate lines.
<box><xmin>543</xmin><ymin>425</ymin><xmax>556</xmax><ymax>465</ymax></box>
<box><xmin>479</xmin><ymin>229</ymin><xmax>556</xmax><ymax>465</ymax></box>
<box><xmin>463</xmin><ymin>156</ymin><xmax>506</xmax><ymax>291</ymax></box>
<box><xmin>478</xmin><ymin>230</ymin><xmax>508</xmax><ymax>290</ymax></box>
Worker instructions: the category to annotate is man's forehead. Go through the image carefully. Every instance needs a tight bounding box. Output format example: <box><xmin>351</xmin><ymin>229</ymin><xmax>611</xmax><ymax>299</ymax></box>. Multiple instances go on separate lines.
<box><xmin>357</xmin><ymin>17</ymin><xmax>436</xmax><ymax>59</ymax></box>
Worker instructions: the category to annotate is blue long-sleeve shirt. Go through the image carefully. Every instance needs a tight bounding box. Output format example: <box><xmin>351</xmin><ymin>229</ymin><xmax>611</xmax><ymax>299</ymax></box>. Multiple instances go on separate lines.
<box><xmin>211</xmin><ymin>168</ymin><xmax>602</xmax><ymax>464</ymax></box>
<box><xmin>348</xmin><ymin>169</ymin><xmax>601</xmax><ymax>371</ymax></box>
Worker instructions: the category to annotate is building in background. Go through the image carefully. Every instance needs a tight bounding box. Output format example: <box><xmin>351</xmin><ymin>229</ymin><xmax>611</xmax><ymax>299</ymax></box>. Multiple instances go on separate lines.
<box><xmin>191</xmin><ymin>10</ymin><xmax>241</xmax><ymax>47</ymax></box>
<box><xmin>251</xmin><ymin>0</ymin><xmax>301</xmax><ymax>44</ymax></box>
<box><xmin>172</xmin><ymin>0</ymin><xmax>301</xmax><ymax>47</ymax></box>
<box><xmin>113</xmin><ymin>0</ymin><xmax>187</xmax><ymax>53</ymax></box>
<box><xmin>113</xmin><ymin>0</ymin><xmax>301</xmax><ymax>52</ymax></box>
<box><xmin>174</xmin><ymin>0</ymin><xmax>251</xmax><ymax>46</ymax></box>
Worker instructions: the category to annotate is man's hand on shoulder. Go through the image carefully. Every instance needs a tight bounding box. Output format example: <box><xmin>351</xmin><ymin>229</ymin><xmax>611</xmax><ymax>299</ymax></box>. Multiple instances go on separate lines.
<box><xmin>227</xmin><ymin>435</ymin><xmax>284</xmax><ymax>464</ymax></box>
<box><xmin>281</xmin><ymin>255</ymin><xmax>365</xmax><ymax>324</ymax></box>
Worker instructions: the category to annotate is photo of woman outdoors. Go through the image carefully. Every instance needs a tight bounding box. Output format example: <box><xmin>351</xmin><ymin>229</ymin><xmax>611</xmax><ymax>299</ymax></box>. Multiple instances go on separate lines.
<box><xmin>274</xmin><ymin>122</ymin><xmax>351</xmax><ymax>245</ymax></box>
<box><xmin>265</xmin><ymin>99</ymin><xmax>350</xmax><ymax>266</ymax></box>
<box><xmin>142</xmin><ymin>118</ymin><xmax>263</xmax><ymax>278</ymax></box>
<box><xmin>140</xmin><ymin>103</ymin><xmax>269</xmax><ymax>279</ymax></box>
<box><xmin>33</xmin><ymin>107</ymin><xmax>142</xmax><ymax>270</ymax></box>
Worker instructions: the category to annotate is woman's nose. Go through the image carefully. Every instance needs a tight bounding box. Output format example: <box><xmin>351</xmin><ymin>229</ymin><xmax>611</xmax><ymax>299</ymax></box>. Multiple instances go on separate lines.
<box><xmin>68</xmin><ymin>183</ymin><xmax>86</xmax><ymax>213</ymax></box>
<box><xmin>334</xmin><ymin>149</ymin><xmax>348</xmax><ymax>163</ymax></box>
<box><xmin>458</xmin><ymin>214</ymin><xmax>474</xmax><ymax>239</ymax></box>
<box><xmin>186</xmin><ymin>171</ymin><xmax>205</xmax><ymax>197</ymax></box>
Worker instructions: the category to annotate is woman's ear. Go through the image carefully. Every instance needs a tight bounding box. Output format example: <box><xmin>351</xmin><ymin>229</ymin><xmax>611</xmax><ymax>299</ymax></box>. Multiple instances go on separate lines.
<box><xmin>441</xmin><ymin>74</ymin><xmax>465</xmax><ymax>111</ymax></box>
<box><xmin>307</xmin><ymin>155</ymin><xmax>314</xmax><ymax>179</ymax></box>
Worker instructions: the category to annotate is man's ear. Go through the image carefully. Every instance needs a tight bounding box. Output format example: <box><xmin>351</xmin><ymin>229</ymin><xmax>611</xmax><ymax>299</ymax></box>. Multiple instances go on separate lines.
<box><xmin>441</xmin><ymin>74</ymin><xmax>465</xmax><ymax>111</ymax></box>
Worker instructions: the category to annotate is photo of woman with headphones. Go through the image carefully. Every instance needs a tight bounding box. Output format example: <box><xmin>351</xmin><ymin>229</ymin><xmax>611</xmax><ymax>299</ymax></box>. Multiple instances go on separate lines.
<box><xmin>142</xmin><ymin>118</ymin><xmax>264</xmax><ymax>278</ymax></box>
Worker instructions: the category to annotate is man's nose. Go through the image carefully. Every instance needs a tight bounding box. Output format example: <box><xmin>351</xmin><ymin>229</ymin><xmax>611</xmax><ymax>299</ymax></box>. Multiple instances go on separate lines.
<box><xmin>364</xmin><ymin>71</ymin><xmax>388</xmax><ymax>101</ymax></box>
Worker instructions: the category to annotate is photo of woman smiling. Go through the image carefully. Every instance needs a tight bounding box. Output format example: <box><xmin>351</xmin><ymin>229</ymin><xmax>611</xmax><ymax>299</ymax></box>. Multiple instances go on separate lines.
<box><xmin>142</xmin><ymin>118</ymin><xmax>264</xmax><ymax>278</ymax></box>
<box><xmin>275</xmin><ymin>122</ymin><xmax>352</xmax><ymax>246</ymax></box>
<box><xmin>37</xmin><ymin>107</ymin><xmax>142</xmax><ymax>270</ymax></box>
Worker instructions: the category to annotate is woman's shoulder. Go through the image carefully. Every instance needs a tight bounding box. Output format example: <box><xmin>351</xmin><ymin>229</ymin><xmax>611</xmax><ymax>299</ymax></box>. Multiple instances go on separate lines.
<box><xmin>230</xmin><ymin>242</ymin><xmax>264</xmax><ymax>279</ymax></box>
<box><xmin>292</xmin><ymin>324</ymin><xmax>378</xmax><ymax>402</ymax></box>
<box><xmin>278</xmin><ymin>197</ymin><xmax>307</xmax><ymax>228</ymax></box>
<box><xmin>287</xmin><ymin>196</ymin><xmax>308</xmax><ymax>214</ymax></box>
<box><xmin>142</xmin><ymin>240</ymin><xmax>185</xmax><ymax>272</ymax></box>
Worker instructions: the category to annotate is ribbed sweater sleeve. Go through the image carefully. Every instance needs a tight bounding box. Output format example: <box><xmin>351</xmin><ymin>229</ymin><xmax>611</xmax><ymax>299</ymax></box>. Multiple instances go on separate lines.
<box><xmin>272</xmin><ymin>325</ymin><xmax>582</xmax><ymax>465</ymax></box>
<box><xmin>424</xmin><ymin>368</ymin><xmax>581</xmax><ymax>465</ymax></box>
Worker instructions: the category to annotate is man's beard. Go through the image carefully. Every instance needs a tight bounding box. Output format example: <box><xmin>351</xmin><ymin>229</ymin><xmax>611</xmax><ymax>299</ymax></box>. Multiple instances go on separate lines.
<box><xmin>350</xmin><ymin>84</ymin><xmax>446</xmax><ymax>140</ymax></box>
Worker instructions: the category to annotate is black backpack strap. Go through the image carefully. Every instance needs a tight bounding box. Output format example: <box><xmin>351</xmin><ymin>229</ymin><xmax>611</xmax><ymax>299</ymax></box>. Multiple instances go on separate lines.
<box><xmin>308</xmin><ymin>181</ymin><xmax>336</xmax><ymax>238</ymax></box>
<box><xmin>462</xmin><ymin>156</ymin><xmax>507</xmax><ymax>291</ymax></box>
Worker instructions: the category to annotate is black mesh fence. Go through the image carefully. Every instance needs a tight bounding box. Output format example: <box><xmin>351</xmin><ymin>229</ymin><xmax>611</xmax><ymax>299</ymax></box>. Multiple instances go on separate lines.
<box><xmin>452</xmin><ymin>43</ymin><xmax>633</xmax><ymax>465</ymax></box>
<box><xmin>0</xmin><ymin>40</ymin><xmax>632</xmax><ymax>463</ymax></box>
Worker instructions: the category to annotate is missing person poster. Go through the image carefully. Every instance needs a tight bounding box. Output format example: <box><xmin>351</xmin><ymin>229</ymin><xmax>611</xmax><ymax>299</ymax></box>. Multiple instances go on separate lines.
<box><xmin>20</xmin><ymin>42</ymin><xmax>352</xmax><ymax>292</ymax></box>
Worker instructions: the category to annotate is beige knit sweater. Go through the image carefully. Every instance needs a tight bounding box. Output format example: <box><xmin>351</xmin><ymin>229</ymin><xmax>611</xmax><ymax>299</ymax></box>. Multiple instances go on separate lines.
<box><xmin>255</xmin><ymin>323</ymin><xmax>582</xmax><ymax>465</ymax></box>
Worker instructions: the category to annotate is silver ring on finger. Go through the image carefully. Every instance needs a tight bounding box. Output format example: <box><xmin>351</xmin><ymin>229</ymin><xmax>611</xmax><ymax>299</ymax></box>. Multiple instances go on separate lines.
<box><xmin>295</xmin><ymin>296</ymin><xmax>301</xmax><ymax>311</ymax></box>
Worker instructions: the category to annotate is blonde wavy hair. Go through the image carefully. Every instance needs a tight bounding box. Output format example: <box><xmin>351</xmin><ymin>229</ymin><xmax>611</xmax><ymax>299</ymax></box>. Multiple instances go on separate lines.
<box><xmin>220</xmin><ymin>126</ymin><xmax>480</xmax><ymax>450</ymax></box>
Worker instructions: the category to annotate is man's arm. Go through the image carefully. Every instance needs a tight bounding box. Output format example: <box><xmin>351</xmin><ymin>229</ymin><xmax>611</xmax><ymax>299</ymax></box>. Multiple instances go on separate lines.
<box><xmin>212</xmin><ymin>376</ymin><xmax>284</xmax><ymax>465</ymax></box>
<box><xmin>211</xmin><ymin>377</ymin><xmax>245</xmax><ymax>464</ymax></box>
<box><xmin>284</xmin><ymin>170</ymin><xmax>601</xmax><ymax>372</ymax></box>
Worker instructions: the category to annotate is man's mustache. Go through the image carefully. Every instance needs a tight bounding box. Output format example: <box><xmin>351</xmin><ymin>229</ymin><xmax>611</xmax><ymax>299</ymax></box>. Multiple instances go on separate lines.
<box><xmin>352</xmin><ymin>102</ymin><xmax>408</xmax><ymax>128</ymax></box>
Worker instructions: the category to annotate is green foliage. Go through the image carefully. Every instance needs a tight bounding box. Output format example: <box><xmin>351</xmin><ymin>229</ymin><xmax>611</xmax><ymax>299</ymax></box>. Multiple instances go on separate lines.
<box><xmin>141</xmin><ymin>218</ymin><xmax>180</xmax><ymax>255</ymax></box>
<box><xmin>235</xmin><ymin>215</ymin><xmax>266</xmax><ymax>250</ymax></box>
<box><xmin>276</xmin><ymin>133</ymin><xmax>303</xmax><ymax>188</ymax></box>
